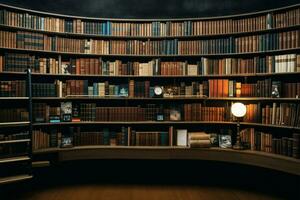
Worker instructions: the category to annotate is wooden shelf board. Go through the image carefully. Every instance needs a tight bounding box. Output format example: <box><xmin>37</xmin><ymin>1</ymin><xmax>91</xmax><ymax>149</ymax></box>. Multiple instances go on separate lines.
<box><xmin>31</xmin><ymin>97</ymin><xmax>300</xmax><ymax>101</ymax></box>
<box><xmin>0</xmin><ymin>121</ymin><xmax>30</xmax><ymax>127</ymax></box>
<box><xmin>0</xmin><ymin>139</ymin><xmax>30</xmax><ymax>144</ymax></box>
<box><xmin>32</xmin><ymin>121</ymin><xmax>236</xmax><ymax>126</ymax></box>
<box><xmin>0</xmin><ymin>156</ymin><xmax>30</xmax><ymax>164</ymax></box>
<box><xmin>33</xmin><ymin>146</ymin><xmax>300</xmax><ymax>175</ymax></box>
<box><xmin>32</xmin><ymin>161</ymin><xmax>50</xmax><ymax>168</ymax></box>
<box><xmin>0</xmin><ymin>174</ymin><xmax>32</xmax><ymax>185</ymax></box>
<box><xmin>1</xmin><ymin>72</ymin><xmax>300</xmax><ymax>79</ymax></box>
<box><xmin>31</xmin><ymin>121</ymin><xmax>300</xmax><ymax>130</ymax></box>
<box><xmin>0</xmin><ymin>97</ymin><xmax>29</xmax><ymax>100</ymax></box>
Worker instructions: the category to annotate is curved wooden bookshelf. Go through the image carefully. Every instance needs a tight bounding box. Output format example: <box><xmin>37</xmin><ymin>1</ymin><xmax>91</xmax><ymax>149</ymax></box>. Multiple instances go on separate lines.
<box><xmin>1</xmin><ymin>3</ymin><xmax>300</xmax><ymax>177</ymax></box>
<box><xmin>1</xmin><ymin>47</ymin><xmax>299</xmax><ymax>58</ymax></box>
<box><xmin>33</xmin><ymin>146</ymin><xmax>300</xmax><ymax>176</ymax></box>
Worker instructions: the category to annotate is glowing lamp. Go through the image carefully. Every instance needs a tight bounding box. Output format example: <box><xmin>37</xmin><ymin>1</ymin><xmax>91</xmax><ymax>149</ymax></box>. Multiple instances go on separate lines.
<box><xmin>231</xmin><ymin>102</ymin><xmax>246</xmax><ymax>118</ymax></box>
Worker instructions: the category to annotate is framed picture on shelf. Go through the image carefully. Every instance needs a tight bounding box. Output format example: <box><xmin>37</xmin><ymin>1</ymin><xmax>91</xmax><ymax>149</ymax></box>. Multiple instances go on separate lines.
<box><xmin>170</xmin><ymin>108</ymin><xmax>181</xmax><ymax>121</ymax></box>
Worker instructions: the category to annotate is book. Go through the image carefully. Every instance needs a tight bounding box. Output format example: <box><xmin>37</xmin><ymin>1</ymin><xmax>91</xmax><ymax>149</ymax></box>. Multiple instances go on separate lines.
<box><xmin>176</xmin><ymin>129</ymin><xmax>188</xmax><ymax>146</ymax></box>
<box><xmin>189</xmin><ymin>140</ymin><xmax>211</xmax><ymax>148</ymax></box>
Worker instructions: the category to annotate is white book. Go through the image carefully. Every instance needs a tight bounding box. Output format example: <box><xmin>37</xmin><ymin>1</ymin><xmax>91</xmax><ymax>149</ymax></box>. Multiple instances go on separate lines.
<box><xmin>177</xmin><ymin>129</ymin><xmax>188</xmax><ymax>146</ymax></box>
<box><xmin>187</xmin><ymin>64</ymin><xmax>198</xmax><ymax>76</ymax></box>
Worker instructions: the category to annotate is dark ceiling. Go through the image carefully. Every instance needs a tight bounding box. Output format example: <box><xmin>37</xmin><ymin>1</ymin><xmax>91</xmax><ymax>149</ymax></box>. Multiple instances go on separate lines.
<box><xmin>0</xmin><ymin>0</ymin><xmax>299</xmax><ymax>19</ymax></box>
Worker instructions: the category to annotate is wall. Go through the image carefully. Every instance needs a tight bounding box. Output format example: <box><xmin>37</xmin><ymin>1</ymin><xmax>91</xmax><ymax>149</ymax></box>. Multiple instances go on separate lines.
<box><xmin>0</xmin><ymin>0</ymin><xmax>299</xmax><ymax>19</ymax></box>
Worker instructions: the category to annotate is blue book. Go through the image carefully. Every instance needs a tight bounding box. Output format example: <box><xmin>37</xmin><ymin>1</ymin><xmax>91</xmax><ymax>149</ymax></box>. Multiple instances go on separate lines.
<box><xmin>103</xmin><ymin>128</ymin><xmax>110</xmax><ymax>145</ymax></box>
<box><xmin>114</xmin><ymin>85</ymin><xmax>119</xmax><ymax>96</ymax></box>
<box><xmin>93</xmin><ymin>83</ymin><xmax>98</xmax><ymax>96</ymax></box>
<box><xmin>160</xmin><ymin>132</ymin><xmax>168</xmax><ymax>146</ymax></box>
<box><xmin>107</xmin><ymin>21</ymin><xmax>111</xmax><ymax>35</ymax></box>
<box><xmin>149</xmin><ymin>87</ymin><xmax>155</xmax><ymax>98</ymax></box>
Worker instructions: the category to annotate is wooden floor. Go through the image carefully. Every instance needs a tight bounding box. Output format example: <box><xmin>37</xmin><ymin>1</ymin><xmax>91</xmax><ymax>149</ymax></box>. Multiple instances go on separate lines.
<box><xmin>1</xmin><ymin>159</ymin><xmax>299</xmax><ymax>199</ymax></box>
<box><xmin>3</xmin><ymin>183</ymin><xmax>283</xmax><ymax>200</ymax></box>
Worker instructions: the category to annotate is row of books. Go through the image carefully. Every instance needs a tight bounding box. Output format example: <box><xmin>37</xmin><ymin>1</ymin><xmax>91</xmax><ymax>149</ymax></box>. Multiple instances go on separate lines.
<box><xmin>30</xmin><ymin>125</ymin><xmax>300</xmax><ymax>160</ymax></box>
<box><xmin>32</xmin><ymin>102</ymin><xmax>177</xmax><ymax>122</ymax></box>
<box><xmin>16</xmin><ymin>31</ymin><xmax>44</xmax><ymax>50</ymax></box>
<box><xmin>31</xmin><ymin>101</ymin><xmax>300</xmax><ymax>127</ymax></box>
<box><xmin>0</xmin><ymin>142</ymin><xmax>28</xmax><ymax>158</ymax></box>
<box><xmin>0</xmin><ymin>131</ymin><xmax>29</xmax><ymax>141</ymax></box>
<box><xmin>94</xmin><ymin>54</ymin><xmax>300</xmax><ymax>75</ymax></box>
<box><xmin>208</xmin><ymin>79</ymin><xmax>282</xmax><ymax>98</ymax></box>
<box><xmin>32</xmin><ymin>83</ymin><xmax>56</xmax><ymax>97</ymax></box>
<box><xmin>0</xmin><ymin>7</ymin><xmax>299</xmax><ymax>35</ymax></box>
<box><xmin>32</xmin><ymin>128</ymin><xmax>61</xmax><ymax>150</ymax></box>
<box><xmin>261</xmin><ymin>103</ymin><xmax>300</xmax><ymax>127</ymax></box>
<box><xmin>184</xmin><ymin>103</ymin><xmax>258</xmax><ymax>123</ymax></box>
<box><xmin>0</xmin><ymin>80</ymin><xmax>26</xmax><ymax>97</ymax></box>
<box><xmin>1</xmin><ymin>30</ymin><xmax>299</xmax><ymax>55</ymax></box>
<box><xmin>0</xmin><ymin>78</ymin><xmax>296</xmax><ymax>98</ymax></box>
<box><xmin>0</xmin><ymin>108</ymin><xmax>28</xmax><ymax>122</ymax></box>
<box><xmin>32</xmin><ymin>126</ymin><xmax>169</xmax><ymax>149</ymax></box>
<box><xmin>32</xmin><ymin>126</ymin><xmax>217</xmax><ymax>149</ymax></box>
<box><xmin>0</xmin><ymin>53</ymin><xmax>59</xmax><ymax>73</ymax></box>
<box><xmin>41</xmin><ymin>79</ymin><xmax>299</xmax><ymax>98</ymax></box>
<box><xmin>240</xmin><ymin>128</ymin><xmax>300</xmax><ymax>158</ymax></box>
<box><xmin>73</xmin><ymin>127</ymin><xmax>129</xmax><ymax>146</ymax></box>
<box><xmin>1</xmin><ymin>52</ymin><xmax>300</xmax><ymax>75</ymax></box>
<box><xmin>201</xmin><ymin>54</ymin><xmax>300</xmax><ymax>74</ymax></box>
<box><xmin>234</xmin><ymin>31</ymin><xmax>299</xmax><ymax>53</ymax></box>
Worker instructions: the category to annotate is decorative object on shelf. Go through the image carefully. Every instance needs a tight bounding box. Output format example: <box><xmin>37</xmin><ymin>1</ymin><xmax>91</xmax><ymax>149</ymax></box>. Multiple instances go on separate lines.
<box><xmin>153</xmin><ymin>86</ymin><xmax>163</xmax><ymax>97</ymax></box>
<box><xmin>61</xmin><ymin>102</ymin><xmax>72</xmax><ymax>122</ymax></box>
<box><xmin>218</xmin><ymin>134</ymin><xmax>232</xmax><ymax>148</ymax></box>
<box><xmin>170</xmin><ymin>107</ymin><xmax>181</xmax><ymax>121</ymax></box>
<box><xmin>271</xmin><ymin>81</ymin><xmax>281</xmax><ymax>98</ymax></box>
<box><xmin>61</xmin><ymin>127</ymin><xmax>74</xmax><ymax>148</ymax></box>
<box><xmin>163</xmin><ymin>86</ymin><xmax>178</xmax><ymax>97</ymax></box>
<box><xmin>231</xmin><ymin>102</ymin><xmax>247</xmax><ymax>150</ymax></box>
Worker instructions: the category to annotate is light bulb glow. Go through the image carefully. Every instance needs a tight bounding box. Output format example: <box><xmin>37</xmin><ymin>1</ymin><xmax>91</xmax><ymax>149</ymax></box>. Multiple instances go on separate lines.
<box><xmin>231</xmin><ymin>102</ymin><xmax>246</xmax><ymax>118</ymax></box>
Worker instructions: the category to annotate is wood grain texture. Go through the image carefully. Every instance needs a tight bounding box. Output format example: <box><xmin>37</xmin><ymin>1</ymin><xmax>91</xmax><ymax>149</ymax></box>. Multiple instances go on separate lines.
<box><xmin>4</xmin><ymin>184</ymin><xmax>282</xmax><ymax>200</ymax></box>
<box><xmin>2</xmin><ymin>159</ymin><xmax>299</xmax><ymax>200</ymax></box>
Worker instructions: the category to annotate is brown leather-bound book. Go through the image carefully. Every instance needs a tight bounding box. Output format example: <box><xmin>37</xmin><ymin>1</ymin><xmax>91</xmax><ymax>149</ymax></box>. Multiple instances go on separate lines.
<box><xmin>211</xmin><ymin>80</ymin><xmax>217</xmax><ymax>97</ymax></box>
<box><xmin>83</xmin><ymin>58</ymin><xmax>88</xmax><ymax>75</ymax></box>
<box><xmin>184</xmin><ymin>104</ymin><xmax>189</xmax><ymax>121</ymax></box>
<box><xmin>261</xmin><ymin>107</ymin><xmax>266</xmax><ymax>124</ymax></box>
<box><xmin>79</xmin><ymin>80</ymin><xmax>84</xmax><ymax>96</ymax></box>
<box><xmin>79</xmin><ymin>58</ymin><xmax>84</xmax><ymax>74</ymax></box>
<box><xmin>222</xmin><ymin>79</ymin><xmax>229</xmax><ymax>97</ymax></box>
<box><xmin>89</xmin><ymin>58</ymin><xmax>94</xmax><ymax>75</ymax></box>
<box><xmin>237</xmin><ymin>81</ymin><xmax>242</xmax><ymax>96</ymax></box>
<box><xmin>0</xmin><ymin>55</ymin><xmax>3</xmax><ymax>72</ymax></box>
<box><xmin>266</xmin><ymin>105</ymin><xmax>271</xmax><ymax>124</ymax></box>
<box><xmin>189</xmin><ymin>140</ymin><xmax>211</xmax><ymax>148</ymax></box>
